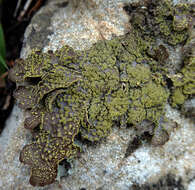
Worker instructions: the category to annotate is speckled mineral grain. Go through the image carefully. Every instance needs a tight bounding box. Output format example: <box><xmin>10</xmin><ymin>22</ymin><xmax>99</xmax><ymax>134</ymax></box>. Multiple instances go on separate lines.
<box><xmin>0</xmin><ymin>0</ymin><xmax>195</xmax><ymax>190</ymax></box>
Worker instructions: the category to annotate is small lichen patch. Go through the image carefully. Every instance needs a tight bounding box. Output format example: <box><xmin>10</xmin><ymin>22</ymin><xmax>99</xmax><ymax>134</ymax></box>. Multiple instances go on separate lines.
<box><xmin>169</xmin><ymin>20</ymin><xmax>195</xmax><ymax>108</ymax></box>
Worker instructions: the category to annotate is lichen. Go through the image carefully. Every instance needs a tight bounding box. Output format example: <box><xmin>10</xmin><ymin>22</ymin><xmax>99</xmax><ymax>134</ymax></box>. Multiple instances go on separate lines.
<box><xmin>170</xmin><ymin>57</ymin><xmax>195</xmax><ymax>108</ymax></box>
<box><xmin>169</xmin><ymin>17</ymin><xmax>195</xmax><ymax>108</ymax></box>
<box><xmin>8</xmin><ymin>0</ymin><xmax>194</xmax><ymax>187</ymax></box>
<box><xmin>129</xmin><ymin>0</ymin><xmax>190</xmax><ymax>45</ymax></box>
<box><xmin>126</xmin><ymin>0</ymin><xmax>194</xmax><ymax>110</ymax></box>
<box><xmin>10</xmin><ymin>37</ymin><xmax>169</xmax><ymax>186</ymax></box>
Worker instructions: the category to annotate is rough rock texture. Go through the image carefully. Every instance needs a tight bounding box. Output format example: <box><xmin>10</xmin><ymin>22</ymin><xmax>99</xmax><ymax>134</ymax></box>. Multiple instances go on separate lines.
<box><xmin>0</xmin><ymin>0</ymin><xmax>195</xmax><ymax>189</ymax></box>
<box><xmin>21</xmin><ymin>0</ymin><xmax>131</xmax><ymax>57</ymax></box>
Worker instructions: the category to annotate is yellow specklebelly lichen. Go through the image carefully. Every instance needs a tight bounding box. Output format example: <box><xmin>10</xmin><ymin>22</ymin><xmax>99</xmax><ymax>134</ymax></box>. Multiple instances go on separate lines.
<box><xmin>8</xmin><ymin>0</ymin><xmax>194</xmax><ymax>187</ymax></box>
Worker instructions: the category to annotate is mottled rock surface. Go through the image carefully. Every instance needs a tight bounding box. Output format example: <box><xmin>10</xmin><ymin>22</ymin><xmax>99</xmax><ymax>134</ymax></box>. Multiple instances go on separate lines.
<box><xmin>0</xmin><ymin>0</ymin><xmax>195</xmax><ymax>189</ymax></box>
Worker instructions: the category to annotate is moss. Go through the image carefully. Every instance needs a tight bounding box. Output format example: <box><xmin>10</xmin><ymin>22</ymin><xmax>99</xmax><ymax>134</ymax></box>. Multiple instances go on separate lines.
<box><xmin>8</xmin><ymin>0</ymin><xmax>194</xmax><ymax>187</ymax></box>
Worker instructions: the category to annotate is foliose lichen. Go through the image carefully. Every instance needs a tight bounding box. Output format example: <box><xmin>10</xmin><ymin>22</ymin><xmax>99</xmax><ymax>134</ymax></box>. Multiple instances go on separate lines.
<box><xmin>169</xmin><ymin>22</ymin><xmax>195</xmax><ymax>108</ymax></box>
<box><xmin>8</xmin><ymin>0</ymin><xmax>194</xmax><ymax>187</ymax></box>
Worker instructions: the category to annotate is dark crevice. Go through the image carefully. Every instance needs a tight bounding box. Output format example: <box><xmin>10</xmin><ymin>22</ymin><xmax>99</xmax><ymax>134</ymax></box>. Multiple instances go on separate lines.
<box><xmin>124</xmin><ymin>136</ymin><xmax>142</xmax><ymax>158</ymax></box>
<box><xmin>130</xmin><ymin>174</ymin><xmax>185</xmax><ymax>190</ymax></box>
<box><xmin>0</xmin><ymin>78</ymin><xmax>15</xmax><ymax>134</ymax></box>
<box><xmin>124</xmin><ymin>131</ymin><xmax>153</xmax><ymax>158</ymax></box>
<box><xmin>123</xmin><ymin>3</ymin><xmax>139</xmax><ymax>14</ymax></box>
<box><xmin>166</xmin><ymin>15</ymin><xmax>173</xmax><ymax>21</ymax></box>
<box><xmin>75</xmin><ymin>132</ymin><xmax>103</xmax><ymax>148</ymax></box>
<box><xmin>165</xmin><ymin>77</ymin><xmax>173</xmax><ymax>89</ymax></box>
<box><xmin>58</xmin><ymin>159</ymin><xmax>71</xmax><ymax>178</ymax></box>
<box><xmin>26</xmin><ymin>77</ymin><xmax>42</xmax><ymax>85</ymax></box>
<box><xmin>55</xmin><ymin>1</ymin><xmax>69</xmax><ymax>8</ymax></box>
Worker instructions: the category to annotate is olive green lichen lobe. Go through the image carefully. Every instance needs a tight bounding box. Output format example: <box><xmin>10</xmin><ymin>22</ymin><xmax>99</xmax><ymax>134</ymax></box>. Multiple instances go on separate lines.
<box><xmin>169</xmin><ymin>10</ymin><xmax>195</xmax><ymax>108</ymax></box>
<box><xmin>8</xmin><ymin>0</ymin><xmax>194</xmax><ymax>187</ymax></box>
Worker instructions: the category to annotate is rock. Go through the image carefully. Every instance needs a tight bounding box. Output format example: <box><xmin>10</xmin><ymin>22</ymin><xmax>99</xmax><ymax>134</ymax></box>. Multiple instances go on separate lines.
<box><xmin>131</xmin><ymin>174</ymin><xmax>185</xmax><ymax>190</ymax></box>
<box><xmin>20</xmin><ymin>0</ymin><xmax>130</xmax><ymax>57</ymax></box>
<box><xmin>0</xmin><ymin>0</ymin><xmax>195</xmax><ymax>189</ymax></box>
<box><xmin>182</xmin><ymin>98</ymin><xmax>195</xmax><ymax>120</ymax></box>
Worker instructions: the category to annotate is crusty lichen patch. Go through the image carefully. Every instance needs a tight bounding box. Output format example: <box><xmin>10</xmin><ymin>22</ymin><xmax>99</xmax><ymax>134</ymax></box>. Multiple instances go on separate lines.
<box><xmin>170</xmin><ymin>57</ymin><xmax>195</xmax><ymax>108</ymax></box>
<box><xmin>169</xmin><ymin>15</ymin><xmax>195</xmax><ymax>108</ymax></box>
<box><xmin>129</xmin><ymin>0</ymin><xmax>190</xmax><ymax>45</ymax></box>
<box><xmin>8</xmin><ymin>0</ymin><xmax>194</xmax><ymax>187</ymax></box>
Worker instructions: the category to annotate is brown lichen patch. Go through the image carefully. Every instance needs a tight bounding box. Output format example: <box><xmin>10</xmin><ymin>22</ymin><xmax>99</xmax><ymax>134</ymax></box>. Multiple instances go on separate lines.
<box><xmin>13</xmin><ymin>86</ymin><xmax>36</xmax><ymax>109</ymax></box>
<box><xmin>20</xmin><ymin>119</ymin><xmax>80</xmax><ymax>186</ymax></box>
<box><xmin>24</xmin><ymin>110</ymin><xmax>41</xmax><ymax>130</ymax></box>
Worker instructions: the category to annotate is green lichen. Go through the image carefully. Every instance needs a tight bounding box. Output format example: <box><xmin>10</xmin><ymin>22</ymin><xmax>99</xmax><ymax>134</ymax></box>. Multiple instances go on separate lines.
<box><xmin>8</xmin><ymin>0</ymin><xmax>194</xmax><ymax>187</ymax></box>
<box><xmin>170</xmin><ymin>17</ymin><xmax>195</xmax><ymax>108</ymax></box>
<box><xmin>170</xmin><ymin>55</ymin><xmax>195</xmax><ymax>108</ymax></box>
<box><xmin>171</xmin><ymin>88</ymin><xmax>186</xmax><ymax>107</ymax></box>
<box><xmin>127</xmin><ymin>0</ymin><xmax>194</xmax><ymax>109</ymax></box>
<box><xmin>130</xmin><ymin>0</ymin><xmax>190</xmax><ymax>45</ymax></box>
<box><xmin>10</xmin><ymin>36</ymin><xmax>169</xmax><ymax>186</ymax></box>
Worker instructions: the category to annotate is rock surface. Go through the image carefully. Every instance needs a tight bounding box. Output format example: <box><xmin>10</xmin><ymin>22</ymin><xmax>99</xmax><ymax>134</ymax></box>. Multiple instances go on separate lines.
<box><xmin>0</xmin><ymin>0</ymin><xmax>195</xmax><ymax>189</ymax></box>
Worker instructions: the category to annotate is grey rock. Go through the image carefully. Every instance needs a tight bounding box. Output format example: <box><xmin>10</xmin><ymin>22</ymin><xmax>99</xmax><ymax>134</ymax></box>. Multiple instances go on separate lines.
<box><xmin>182</xmin><ymin>98</ymin><xmax>195</xmax><ymax>120</ymax></box>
